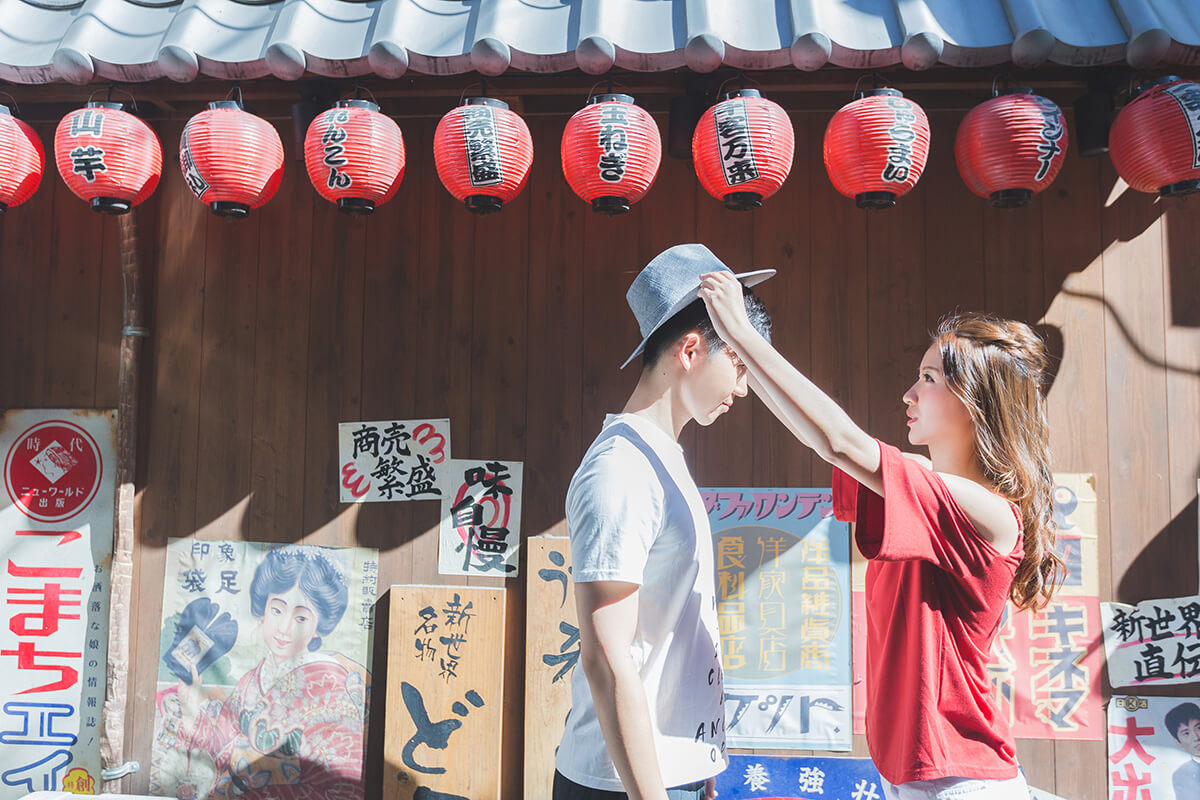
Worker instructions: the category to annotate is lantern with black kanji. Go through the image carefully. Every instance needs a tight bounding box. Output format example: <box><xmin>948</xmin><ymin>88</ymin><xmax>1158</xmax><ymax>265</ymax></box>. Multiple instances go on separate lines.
<box><xmin>823</xmin><ymin>88</ymin><xmax>931</xmax><ymax>209</ymax></box>
<box><xmin>434</xmin><ymin>98</ymin><xmax>533</xmax><ymax>214</ymax></box>
<box><xmin>561</xmin><ymin>94</ymin><xmax>661</xmax><ymax>215</ymax></box>
<box><xmin>180</xmin><ymin>99</ymin><xmax>284</xmax><ymax>218</ymax></box>
<box><xmin>954</xmin><ymin>89</ymin><xmax>1068</xmax><ymax>208</ymax></box>
<box><xmin>691</xmin><ymin>89</ymin><xmax>794</xmax><ymax>210</ymax></box>
<box><xmin>304</xmin><ymin>99</ymin><xmax>405</xmax><ymax>214</ymax></box>
<box><xmin>54</xmin><ymin>102</ymin><xmax>163</xmax><ymax>214</ymax></box>
<box><xmin>1110</xmin><ymin>76</ymin><xmax>1200</xmax><ymax>197</ymax></box>
<box><xmin>0</xmin><ymin>105</ymin><xmax>44</xmax><ymax>213</ymax></box>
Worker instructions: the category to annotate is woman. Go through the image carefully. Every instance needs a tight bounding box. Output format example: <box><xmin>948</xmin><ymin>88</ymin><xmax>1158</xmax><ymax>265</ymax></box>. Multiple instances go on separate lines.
<box><xmin>698</xmin><ymin>271</ymin><xmax>1062</xmax><ymax>799</ymax></box>
<box><xmin>155</xmin><ymin>545</ymin><xmax>367</xmax><ymax>800</ymax></box>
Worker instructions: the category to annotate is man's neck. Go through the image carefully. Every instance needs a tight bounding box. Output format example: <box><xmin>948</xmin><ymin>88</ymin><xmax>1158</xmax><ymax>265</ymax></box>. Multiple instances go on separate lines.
<box><xmin>622</xmin><ymin>368</ymin><xmax>691</xmax><ymax>441</ymax></box>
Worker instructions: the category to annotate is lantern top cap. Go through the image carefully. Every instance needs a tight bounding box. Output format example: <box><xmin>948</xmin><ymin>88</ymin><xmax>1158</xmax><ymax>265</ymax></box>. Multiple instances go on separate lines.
<box><xmin>1133</xmin><ymin>75</ymin><xmax>1183</xmax><ymax>97</ymax></box>
<box><xmin>860</xmin><ymin>87</ymin><xmax>902</xmax><ymax>99</ymax></box>
<box><xmin>619</xmin><ymin>243</ymin><xmax>774</xmax><ymax>370</ymax></box>
<box><xmin>86</xmin><ymin>100</ymin><xmax>124</xmax><ymax>110</ymax></box>
<box><xmin>590</xmin><ymin>93</ymin><xmax>635</xmax><ymax>105</ymax></box>
<box><xmin>208</xmin><ymin>99</ymin><xmax>243</xmax><ymax>111</ymax></box>
<box><xmin>721</xmin><ymin>88</ymin><xmax>761</xmax><ymax>101</ymax></box>
<box><xmin>0</xmin><ymin>105</ymin><xmax>9</xmax><ymax>116</ymax></box>
<box><xmin>336</xmin><ymin>99</ymin><xmax>380</xmax><ymax>112</ymax></box>
<box><xmin>996</xmin><ymin>87</ymin><xmax>1034</xmax><ymax>96</ymax></box>
<box><xmin>462</xmin><ymin>96</ymin><xmax>509</xmax><ymax>110</ymax></box>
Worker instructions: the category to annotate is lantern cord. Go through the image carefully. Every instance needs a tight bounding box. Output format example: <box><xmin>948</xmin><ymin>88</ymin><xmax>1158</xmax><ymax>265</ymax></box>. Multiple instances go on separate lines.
<box><xmin>224</xmin><ymin>83</ymin><xmax>244</xmax><ymax>108</ymax></box>
<box><xmin>851</xmin><ymin>74</ymin><xmax>869</xmax><ymax>100</ymax></box>
<box><xmin>481</xmin><ymin>76</ymin><xmax>489</xmax><ymax>97</ymax></box>
<box><xmin>0</xmin><ymin>91</ymin><xmax>20</xmax><ymax>115</ymax></box>
<box><xmin>457</xmin><ymin>81</ymin><xmax>483</xmax><ymax>105</ymax></box>
<box><xmin>715</xmin><ymin>73</ymin><xmax>759</xmax><ymax>100</ymax></box>
<box><xmin>585</xmin><ymin>77</ymin><xmax>636</xmax><ymax>104</ymax></box>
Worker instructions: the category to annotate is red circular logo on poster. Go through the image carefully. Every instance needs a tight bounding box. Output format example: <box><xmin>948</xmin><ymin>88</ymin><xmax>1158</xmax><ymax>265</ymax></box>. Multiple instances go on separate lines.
<box><xmin>5</xmin><ymin>420</ymin><xmax>102</xmax><ymax>522</ymax></box>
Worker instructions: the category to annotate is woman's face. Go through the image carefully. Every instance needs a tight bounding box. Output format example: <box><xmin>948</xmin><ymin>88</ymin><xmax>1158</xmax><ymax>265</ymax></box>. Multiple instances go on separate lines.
<box><xmin>261</xmin><ymin>585</ymin><xmax>319</xmax><ymax>662</ymax></box>
<box><xmin>902</xmin><ymin>343</ymin><xmax>975</xmax><ymax>448</ymax></box>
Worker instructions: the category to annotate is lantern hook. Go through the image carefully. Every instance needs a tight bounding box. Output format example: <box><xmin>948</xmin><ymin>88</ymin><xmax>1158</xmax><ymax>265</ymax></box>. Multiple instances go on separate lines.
<box><xmin>224</xmin><ymin>83</ymin><xmax>245</xmax><ymax>108</ymax></box>
<box><xmin>352</xmin><ymin>81</ymin><xmax>380</xmax><ymax>107</ymax></box>
<box><xmin>87</xmin><ymin>84</ymin><xmax>139</xmax><ymax>112</ymax></box>
<box><xmin>0</xmin><ymin>92</ymin><xmax>21</xmax><ymax>115</ymax></box>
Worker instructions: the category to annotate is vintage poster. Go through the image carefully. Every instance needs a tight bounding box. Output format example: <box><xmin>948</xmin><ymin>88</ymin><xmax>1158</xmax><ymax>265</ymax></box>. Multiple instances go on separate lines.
<box><xmin>337</xmin><ymin>419</ymin><xmax>450</xmax><ymax>503</ymax></box>
<box><xmin>1108</xmin><ymin>695</ymin><xmax>1200</xmax><ymax>800</ymax></box>
<box><xmin>850</xmin><ymin>473</ymin><xmax>1103</xmax><ymax>740</ymax></box>
<box><xmin>0</xmin><ymin>409</ymin><xmax>115</xmax><ymax>797</ymax></box>
<box><xmin>150</xmin><ymin>539</ymin><xmax>377</xmax><ymax>800</ymax></box>
<box><xmin>524</xmin><ymin>537</ymin><xmax>578</xmax><ymax>800</ymax></box>
<box><xmin>704</xmin><ymin>488</ymin><xmax>852</xmax><ymax>750</ymax></box>
<box><xmin>715</xmin><ymin>755</ymin><xmax>882</xmax><ymax>800</ymax></box>
<box><xmin>385</xmin><ymin>586</ymin><xmax>505</xmax><ymax>800</ymax></box>
<box><xmin>438</xmin><ymin>458</ymin><xmax>523</xmax><ymax>577</ymax></box>
<box><xmin>1103</xmin><ymin>594</ymin><xmax>1200</xmax><ymax>688</ymax></box>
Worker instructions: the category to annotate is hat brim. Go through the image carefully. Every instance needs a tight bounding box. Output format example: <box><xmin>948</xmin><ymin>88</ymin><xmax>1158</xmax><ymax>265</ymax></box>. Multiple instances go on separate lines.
<box><xmin>619</xmin><ymin>268</ymin><xmax>775</xmax><ymax>369</ymax></box>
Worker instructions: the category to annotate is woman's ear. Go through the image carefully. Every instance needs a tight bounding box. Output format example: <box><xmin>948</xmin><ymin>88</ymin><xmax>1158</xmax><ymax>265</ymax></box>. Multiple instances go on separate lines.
<box><xmin>677</xmin><ymin>332</ymin><xmax>703</xmax><ymax>371</ymax></box>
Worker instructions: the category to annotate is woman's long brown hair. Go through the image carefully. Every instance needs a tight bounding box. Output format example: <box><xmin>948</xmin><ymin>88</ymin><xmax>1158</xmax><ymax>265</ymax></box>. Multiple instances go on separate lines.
<box><xmin>935</xmin><ymin>312</ymin><xmax>1064</xmax><ymax>611</ymax></box>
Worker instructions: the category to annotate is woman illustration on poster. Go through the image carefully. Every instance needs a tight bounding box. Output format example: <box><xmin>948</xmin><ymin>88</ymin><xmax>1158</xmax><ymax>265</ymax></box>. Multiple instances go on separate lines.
<box><xmin>156</xmin><ymin>545</ymin><xmax>367</xmax><ymax>800</ymax></box>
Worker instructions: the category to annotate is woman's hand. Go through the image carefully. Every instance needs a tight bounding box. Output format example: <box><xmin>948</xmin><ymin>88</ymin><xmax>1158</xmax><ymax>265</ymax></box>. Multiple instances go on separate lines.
<box><xmin>698</xmin><ymin>271</ymin><xmax>753</xmax><ymax>349</ymax></box>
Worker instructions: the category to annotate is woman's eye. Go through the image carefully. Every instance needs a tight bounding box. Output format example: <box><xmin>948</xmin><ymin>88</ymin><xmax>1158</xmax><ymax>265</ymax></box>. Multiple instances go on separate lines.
<box><xmin>923</xmin><ymin>373</ymin><xmax>934</xmax><ymax>383</ymax></box>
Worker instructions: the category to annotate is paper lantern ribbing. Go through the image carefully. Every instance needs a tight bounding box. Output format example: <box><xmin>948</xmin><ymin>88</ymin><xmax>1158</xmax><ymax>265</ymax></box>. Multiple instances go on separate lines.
<box><xmin>304</xmin><ymin>100</ymin><xmax>405</xmax><ymax>214</ymax></box>
<box><xmin>434</xmin><ymin>98</ymin><xmax>533</xmax><ymax>214</ymax></box>
<box><xmin>54</xmin><ymin>102</ymin><xmax>162</xmax><ymax>214</ymax></box>
<box><xmin>0</xmin><ymin>106</ymin><xmax>44</xmax><ymax>213</ymax></box>
<box><xmin>561</xmin><ymin>93</ymin><xmax>661</xmax><ymax>215</ymax></box>
<box><xmin>1110</xmin><ymin>76</ymin><xmax>1200</xmax><ymax>197</ymax></box>
<box><xmin>180</xmin><ymin>100</ymin><xmax>284</xmax><ymax>218</ymax></box>
<box><xmin>823</xmin><ymin>89</ymin><xmax>931</xmax><ymax>209</ymax></box>
<box><xmin>692</xmin><ymin>89</ymin><xmax>794</xmax><ymax>210</ymax></box>
<box><xmin>954</xmin><ymin>90</ymin><xmax>1068</xmax><ymax>208</ymax></box>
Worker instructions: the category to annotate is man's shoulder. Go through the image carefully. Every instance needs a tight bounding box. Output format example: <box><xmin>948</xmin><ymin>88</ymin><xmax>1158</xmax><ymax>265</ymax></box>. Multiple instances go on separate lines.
<box><xmin>570</xmin><ymin>433</ymin><xmax>659</xmax><ymax>494</ymax></box>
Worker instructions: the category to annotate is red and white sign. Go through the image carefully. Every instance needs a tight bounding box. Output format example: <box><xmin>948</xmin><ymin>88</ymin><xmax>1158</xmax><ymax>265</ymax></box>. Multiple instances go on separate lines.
<box><xmin>0</xmin><ymin>409</ymin><xmax>115</xmax><ymax>798</ymax></box>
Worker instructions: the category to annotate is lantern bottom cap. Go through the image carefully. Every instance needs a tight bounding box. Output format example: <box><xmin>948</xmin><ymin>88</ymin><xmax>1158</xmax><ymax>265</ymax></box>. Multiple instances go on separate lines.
<box><xmin>465</xmin><ymin>195</ymin><xmax>503</xmax><ymax>215</ymax></box>
<box><xmin>855</xmin><ymin>191</ymin><xmax>896</xmax><ymax>210</ymax></box>
<box><xmin>723</xmin><ymin>191</ymin><xmax>763</xmax><ymax>211</ymax></box>
<box><xmin>989</xmin><ymin>189</ymin><xmax>1033</xmax><ymax>209</ymax></box>
<box><xmin>337</xmin><ymin>198</ymin><xmax>376</xmax><ymax>215</ymax></box>
<box><xmin>1159</xmin><ymin>179</ymin><xmax>1200</xmax><ymax>198</ymax></box>
<box><xmin>591</xmin><ymin>196</ymin><xmax>630</xmax><ymax>215</ymax></box>
<box><xmin>91</xmin><ymin>197</ymin><xmax>131</xmax><ymax>215</ymax></box>
<box><xmin>210</xmin><ymin>201</ymin><xmax>250</xmax><ymax>218</ymax></box>
<box><xmin>0</xmin><ymin>201</ymin><xmax>7</xmax><ymax>214</ymax></box>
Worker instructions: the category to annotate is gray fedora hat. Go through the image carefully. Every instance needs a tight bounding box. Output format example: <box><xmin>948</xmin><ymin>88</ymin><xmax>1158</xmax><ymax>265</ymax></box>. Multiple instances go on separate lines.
<box><xmin>620</xmin><ymin>243</ymin><xmax>774</xmax><ymax>369</ymax></box>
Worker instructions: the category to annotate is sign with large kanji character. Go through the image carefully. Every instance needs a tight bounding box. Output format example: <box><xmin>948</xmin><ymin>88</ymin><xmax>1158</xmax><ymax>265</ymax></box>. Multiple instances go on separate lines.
<box><xmin>438</xmin><ymin>458</ymin><xmax>523</xmax><ymax>577</ymax></box>
<box><xmin>1108</xmin><ymin>695</ymin><xmax>1200</xmax><ymax>800</ymax></box>
<box><xmin>1103</xmin><ymin>594</ymin><xmax>1200</xmax><ymax>688</ymax></box>
<box><xmin>338</xmin><ymin>419</ymin><xmax>451</xmax><ymax>503</ymax></box>
<box><xmin>0</xmin><ymin>409</ymin><xmax>115</xmax><ymax>798</ymax></box>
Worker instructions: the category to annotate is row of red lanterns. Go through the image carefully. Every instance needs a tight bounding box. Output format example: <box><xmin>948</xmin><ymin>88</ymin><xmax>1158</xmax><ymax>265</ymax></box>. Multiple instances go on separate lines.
<box><xmin>0</xmin><ymin>78</ymin><xmax>1198</xmax><ymax>218</ymax></box>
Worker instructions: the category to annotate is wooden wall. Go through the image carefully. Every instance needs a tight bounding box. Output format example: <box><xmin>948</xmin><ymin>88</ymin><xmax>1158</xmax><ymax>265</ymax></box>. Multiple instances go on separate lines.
<box><xmin>1</xmin><ymin>88</ymin><xmax>1198</xmax><ymax>799</ymax></box>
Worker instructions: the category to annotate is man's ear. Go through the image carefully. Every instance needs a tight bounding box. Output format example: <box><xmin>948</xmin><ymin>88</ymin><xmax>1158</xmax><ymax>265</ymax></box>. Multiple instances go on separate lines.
<box><xmin>677</xmin><ymin>332</ymin><xmax>703</xmax><ymax>372</ymax></box>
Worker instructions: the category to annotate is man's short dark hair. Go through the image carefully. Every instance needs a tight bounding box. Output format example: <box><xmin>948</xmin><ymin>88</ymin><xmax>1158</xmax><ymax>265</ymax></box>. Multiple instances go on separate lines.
<box><xmin>641</xmin><ymin>286</ymin><xmax>771</xmax><ymax>370</ymax></box>
<box><xmin>1166</xmin><ymin>702</ymin><xmax>1200</xmax><ymax>741</ymax></box>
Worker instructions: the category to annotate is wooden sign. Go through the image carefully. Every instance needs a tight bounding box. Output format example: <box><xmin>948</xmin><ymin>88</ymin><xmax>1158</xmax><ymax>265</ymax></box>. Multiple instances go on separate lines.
<box><xmin>385</xmin><ymin>586</ymin><xmax>505</xmax><ymax>800</ymax></box>
<box><xmin>523</xmin><ymin>537</ymin><xmax>578</xmax><ymax>798</ymax></box>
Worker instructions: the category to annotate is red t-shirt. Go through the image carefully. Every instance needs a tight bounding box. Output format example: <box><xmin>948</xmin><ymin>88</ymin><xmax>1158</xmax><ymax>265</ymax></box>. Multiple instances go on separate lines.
<box><xmin>832</xmin><ymin>440</ymin><xmax>1023</xmax><ymax>785</ymax></box>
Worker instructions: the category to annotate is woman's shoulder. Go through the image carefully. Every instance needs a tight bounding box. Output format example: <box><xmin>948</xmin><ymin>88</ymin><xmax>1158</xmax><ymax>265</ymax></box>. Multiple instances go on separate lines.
<box><xmin>935</xmin><ymin>472</ymin><xmax>1022</xmax><ymax>553</ymax></box>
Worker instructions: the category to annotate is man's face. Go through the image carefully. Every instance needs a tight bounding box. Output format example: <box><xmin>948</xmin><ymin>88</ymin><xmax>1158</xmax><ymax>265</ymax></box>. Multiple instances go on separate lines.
<box><xmin>677</xmin><ymin>337</ymin><xmax>749</xmax><ymax>427</ymax></box>
<box><xmin>1177</xmin><ymin>718</ymin><xmax>1200</xmax><ymax>758</ymax></box>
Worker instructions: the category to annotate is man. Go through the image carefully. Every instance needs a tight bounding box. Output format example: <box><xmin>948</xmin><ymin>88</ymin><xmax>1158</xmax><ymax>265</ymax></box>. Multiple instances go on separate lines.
<box><xmin>554</xmin><ymin>244</ymin><xmax>773</xmax><ymax>800</ymax></box>
<box><xmin>1166</xmin><ymin>701</ymin><xmax>1200</xmax><ymax>800</ymax></box>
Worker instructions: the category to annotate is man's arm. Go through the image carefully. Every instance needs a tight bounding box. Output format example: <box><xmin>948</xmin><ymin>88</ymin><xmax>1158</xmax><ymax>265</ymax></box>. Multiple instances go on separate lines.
<box><xmin>574</xmin><ymin>580</ymin><xmax>669</xmax><ymax>800</ymax></box>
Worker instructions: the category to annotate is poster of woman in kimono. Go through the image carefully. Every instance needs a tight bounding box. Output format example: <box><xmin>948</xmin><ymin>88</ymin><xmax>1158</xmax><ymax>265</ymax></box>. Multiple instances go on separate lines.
<box><xmin>150</xmin><ymin>540</ymin><xmax>378</xmax><ymax>800</ymax></box>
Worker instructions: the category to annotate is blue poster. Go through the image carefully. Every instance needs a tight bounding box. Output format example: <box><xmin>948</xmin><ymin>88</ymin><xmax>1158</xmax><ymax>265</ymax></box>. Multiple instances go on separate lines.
<box><xmin>703</xmin><ymin>488</ymin><xmax>852</xmax><ymax>750</ymax></box>
<box><xmin>716</xmin><ymin>755</ymin><xmax>882</xmax><ymax>800</ymax></box>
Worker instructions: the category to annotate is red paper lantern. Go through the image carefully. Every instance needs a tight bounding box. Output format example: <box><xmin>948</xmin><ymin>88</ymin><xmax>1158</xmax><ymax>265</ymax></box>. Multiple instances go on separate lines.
<box><xmin>304</xmin><ymin>100</ymin><xmax>405</xmax><ymax>214</ymax></box>
<box><xmin>1110</xmin><ymin>76</ymin><xmax>1200</xmax><ymax>197</ymax></box>
<box><xmin>54</xmin><ymin>102</ymin><xmax>162</xmax><ymax>214</ymax></box>
<box><xmin>180</xmin><ymin>100</ymin><xmax>284</xmax><ymax>218</ymax></box>
<box><xmin>561</xmin><ymin>93</ymin><xmax>661</xmax><ymax>215</ymax></box>
<box><xmin>823</xmin><ymin>88</ymin><xmax>931</xmax><ymax>209</ymax></box>
<box><xmin>955</xmin><ymin>90</ymin><xmax>1068</xmax><ymax>208</ymax></box>
<box><xmin>434</xmin><ymin>98</ymin><xmax>533</xmax><ymax>214</ymax></box>
<box><xmin>692</xmin><ymin>89</ymin><xmax>794</xmax><ymax>210</ymax></box>
<box><xmin>0</xmin><ymin>105</ymin><xmax>44</xmax><ymax>213</ymax></box>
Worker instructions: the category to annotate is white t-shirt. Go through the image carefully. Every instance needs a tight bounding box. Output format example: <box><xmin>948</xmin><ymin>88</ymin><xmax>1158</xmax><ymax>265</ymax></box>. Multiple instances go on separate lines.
<box><xmin>556</xmin><ymin>413</ymin><xmax>727</xmax><ymax>792</ymax></box>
